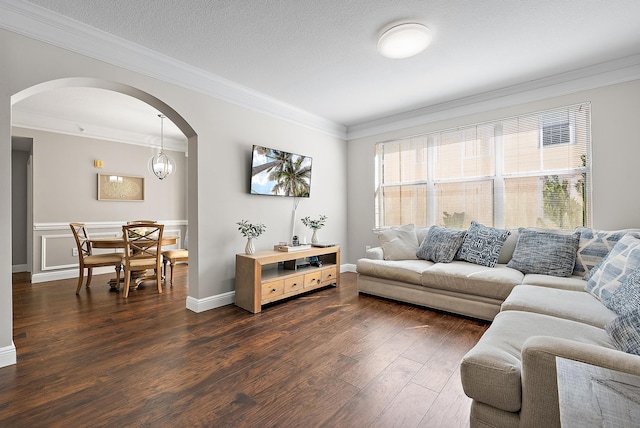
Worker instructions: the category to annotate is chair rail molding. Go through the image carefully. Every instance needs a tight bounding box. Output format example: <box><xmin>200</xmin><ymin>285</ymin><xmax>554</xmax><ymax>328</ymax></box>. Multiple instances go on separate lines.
<box><xmin>34</xmin><ymin>220</ymin><xmax>188</xmax><ymax>231</ymax></box>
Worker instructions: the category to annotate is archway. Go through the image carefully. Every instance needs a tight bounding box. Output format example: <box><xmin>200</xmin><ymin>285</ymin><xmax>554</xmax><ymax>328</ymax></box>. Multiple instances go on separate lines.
<box><xmin>11</xmin><ymin>76</ymin><xmax>199</xmax><ymax>306</ymax></box>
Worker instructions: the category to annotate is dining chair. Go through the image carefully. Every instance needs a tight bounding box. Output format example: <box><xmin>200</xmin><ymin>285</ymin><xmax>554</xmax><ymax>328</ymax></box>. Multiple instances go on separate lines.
<box><xmin>121</xmin><ymin>222</ymin><xmax>164</xmax><ymax>298</ymax></box>
<box><xmin>70</xmin><ymin>222</ymin><xmax>124</xmax><ymax>294</ymax></box>
<box><xmin>126</xmin><ymin>220</ymin><xmax>158</xmax><ymax>225</ymax></box>
<box><xmin>161</xmin><ymin>249</ymin><xmax>188</xmax><ymax>284</ymax></box>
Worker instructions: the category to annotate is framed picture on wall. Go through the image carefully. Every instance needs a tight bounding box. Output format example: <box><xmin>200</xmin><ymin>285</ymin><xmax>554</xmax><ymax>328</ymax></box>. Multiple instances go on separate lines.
<box><xmin>97</xmin><ymin>173</ymin><xmax>145</xmax><ymax>201</ymax></box>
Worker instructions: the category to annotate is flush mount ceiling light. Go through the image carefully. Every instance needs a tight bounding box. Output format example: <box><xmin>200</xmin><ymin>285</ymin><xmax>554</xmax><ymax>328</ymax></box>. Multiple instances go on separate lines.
<box><xmin>377</xmin><ymin>22</ymin><xmax>432</xmax><ymax>59</ymax></box>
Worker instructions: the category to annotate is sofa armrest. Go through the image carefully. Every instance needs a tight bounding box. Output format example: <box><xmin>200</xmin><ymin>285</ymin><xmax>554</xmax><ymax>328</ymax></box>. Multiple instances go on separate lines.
<box><xmin>365</xmin><ymin>246</ymin><xmax>384</xmax><ymax>260</ymax></box>
<box><xmin>519</xmin><ymin>336</ymin><xmax>640</xmax><ymax>428</ymax></box>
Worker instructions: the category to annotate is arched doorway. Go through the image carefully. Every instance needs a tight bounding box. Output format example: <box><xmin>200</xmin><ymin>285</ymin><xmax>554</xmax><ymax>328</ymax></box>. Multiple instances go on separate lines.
<box><xmin>10</xmin><ymin>76</ymin><xmax>199</xmax><ymax>309</ymax></box>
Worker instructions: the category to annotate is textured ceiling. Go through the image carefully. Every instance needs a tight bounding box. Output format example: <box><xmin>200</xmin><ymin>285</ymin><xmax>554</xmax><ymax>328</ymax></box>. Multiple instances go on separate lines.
<box><xmin>10</xmin><ymin>0</ymin><xmax>640</xmax><ymax>142</ymax></box>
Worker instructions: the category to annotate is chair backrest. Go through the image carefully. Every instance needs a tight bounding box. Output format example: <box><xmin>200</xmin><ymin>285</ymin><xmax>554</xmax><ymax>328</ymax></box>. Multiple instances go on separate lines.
<box><xmin>126</xmin><ymin>220</ymin><xmax>158</xmax><ymax>225</ymax></box>
<box><xmin>122</xmin><ymin>223</ymin><xmax>164</xmax><ymax>260</ymax></box>
<box><xmin>70</xmin><ymin>222</ymin><xmax>92</xmax><ymax>258</ymax></box>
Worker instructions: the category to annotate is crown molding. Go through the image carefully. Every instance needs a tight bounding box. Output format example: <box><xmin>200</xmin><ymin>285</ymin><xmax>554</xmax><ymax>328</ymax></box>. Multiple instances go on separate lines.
<box><xmin>11</xmin><ymin>108</ymin><xmax>188</xmax><ymax>152</ymax></box>
<box><xmin>3</xmin><ymin>1</ymin><xmax>640</xmax><ymax>143</ymax></box>
<box><xmin>347</xmin><ymin>53</ymin><xmax>640</xmax><ymax>140</ymax></box>
<box><xmin>0</xmin><ymin>0</ymin><xmax>347</xmax><ymax>139</ymax></box>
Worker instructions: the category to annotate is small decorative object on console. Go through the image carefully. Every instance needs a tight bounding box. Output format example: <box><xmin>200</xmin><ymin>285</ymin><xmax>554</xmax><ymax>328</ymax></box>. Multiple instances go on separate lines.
<box><xmin>237</xmin><ymin>219</ymin><xmax>266</xmax><ymax>255</ymax></box>
<box><xmin>309</xmin><ymin>256</ymin><xmax>323</xmax><ymax>267</ymax></box>
<box><xmin>301</xmin><ymin>215</ymin><xmax>327</xmax><ymax>244</ymax></box>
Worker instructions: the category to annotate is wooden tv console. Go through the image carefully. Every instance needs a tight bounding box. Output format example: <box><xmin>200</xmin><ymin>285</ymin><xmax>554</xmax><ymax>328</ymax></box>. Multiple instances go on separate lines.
<box><xmin>235</xmin><ymin>246</ymin><xmax>340</xmax><ymax>313</ymax></box>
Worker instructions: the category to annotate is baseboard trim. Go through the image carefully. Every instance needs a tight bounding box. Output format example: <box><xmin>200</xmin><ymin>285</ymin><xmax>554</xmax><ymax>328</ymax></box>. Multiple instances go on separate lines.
<box><xmin>31</xmin><ymin>266</ymin><xmax>114</xmax><ymax>284</ymax></box>
<box><xmin>342</xmin><ymin>263</ymin><xmax>357</xmax><ymax>273</ymax></box>
<box><xmin>0</xmin><ymin>343</ymin><xmax>17</xmax><ymax>368</ymax></box>
<box><xmin>12</xmin><ymin>264</ymin><xmax>28</xmax><ymax>273</ymax></box>
<box><xmin>186</xmin><ymin>291</ymin><xmax>235</xmax><ymax>313</ymax></box>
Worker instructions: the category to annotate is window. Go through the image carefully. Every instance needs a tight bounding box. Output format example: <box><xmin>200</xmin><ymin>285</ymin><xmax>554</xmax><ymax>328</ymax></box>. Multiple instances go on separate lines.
<box><xmin>539</xmin><ymin>110</ymin><xmax>574</xmax><ymax>147</ymax></box>
<box><xmin>375</xmin><ymin>103</ymin><xmax>591</xmax><ymax>230</ymax></box>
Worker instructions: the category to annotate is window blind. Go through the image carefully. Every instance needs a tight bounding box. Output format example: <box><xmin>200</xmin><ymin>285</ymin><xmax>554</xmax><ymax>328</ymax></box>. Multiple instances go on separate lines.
<box><xmin>375</xmin><ymin>102</ymin><xmax>591</xmax><ymax>230</ymax></box>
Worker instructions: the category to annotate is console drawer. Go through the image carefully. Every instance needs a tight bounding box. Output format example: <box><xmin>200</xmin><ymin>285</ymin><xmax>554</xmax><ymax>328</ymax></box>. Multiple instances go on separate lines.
<box><xmin>322</xmin><ymin>267</ymin><xmax>337</xmax><ymax>285</ymax></box>
<box><xmin>261</xmin><ymin>279</ymin><xmax>284</xmax><ymax>300</ymax></box>
<box><xmin>284</xmin><ymin>275</ymin><xmax>304</xmax><ymax>294</ymax></box>
<box><xmin>304</xmin><ymin>271</ymin><xmax>322</xmax><ymax>288</ymax></box>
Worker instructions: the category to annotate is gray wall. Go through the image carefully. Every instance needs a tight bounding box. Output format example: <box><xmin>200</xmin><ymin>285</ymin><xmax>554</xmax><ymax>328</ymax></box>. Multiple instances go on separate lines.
<box><xmin>0</xmin><ymin>28</ymin><xmax>348</xmax><ymax>365</ymax></box>
<box><xmin>347</xmin><ymin>79</ymin><xmax>640</xmax><ymax>264</ymax></box>
<box><xmin>11</xmin><ymin>149</ymin><xmax>29</xmax><ymax>268</ymax></box>
<box><xmin>10</xmin><ymin>127</ymin><xmax>188</xmax><ymax>280</ymax></box>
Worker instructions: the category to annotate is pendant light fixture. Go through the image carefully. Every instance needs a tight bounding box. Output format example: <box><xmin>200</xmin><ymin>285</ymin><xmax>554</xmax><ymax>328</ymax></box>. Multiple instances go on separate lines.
<box><xmin>148</xmin><ymin>114</ymin><xmax>175</xmax><ymax>180</ymax></box>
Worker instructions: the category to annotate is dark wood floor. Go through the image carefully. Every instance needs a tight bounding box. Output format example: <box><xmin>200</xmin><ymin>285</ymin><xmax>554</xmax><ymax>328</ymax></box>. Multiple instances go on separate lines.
<box><xmin>2</xmin><ymin>268</ymin><xmax>489</xmax><ymax>427</ymax></box>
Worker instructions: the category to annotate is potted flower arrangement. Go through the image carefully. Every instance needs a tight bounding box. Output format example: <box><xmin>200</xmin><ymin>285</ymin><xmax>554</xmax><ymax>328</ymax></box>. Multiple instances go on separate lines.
<box><xmin>301</xmin><ymin>215</ymin><xmax>327</xmax><ymax>244</ymax></box>
<box><xmin>237</xmin><ymin>219</ymin><xmax>266</xmax><ymax>254</ymax></box>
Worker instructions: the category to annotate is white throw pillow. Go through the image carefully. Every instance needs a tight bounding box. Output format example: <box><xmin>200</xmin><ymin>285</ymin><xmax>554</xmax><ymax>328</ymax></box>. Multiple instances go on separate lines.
<box><xmin>376</xmin><ymin>224</ymin><xmax>419</xmax><ymax>261</ymax></box>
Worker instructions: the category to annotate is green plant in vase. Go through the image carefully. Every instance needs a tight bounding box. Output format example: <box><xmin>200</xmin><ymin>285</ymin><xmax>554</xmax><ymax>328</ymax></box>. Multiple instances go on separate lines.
<box><xmin>237</xmin><ymin>220</ymin><xmax>266</xmax><ymax>255</ymax></box>
<box><xmin>301</xmin><ymin>215</ymin><xmax>327</xmax><ymax>244</ymax></box>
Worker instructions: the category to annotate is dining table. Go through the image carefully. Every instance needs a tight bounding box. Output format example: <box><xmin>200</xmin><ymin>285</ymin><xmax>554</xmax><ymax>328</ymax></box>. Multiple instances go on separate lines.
<box><xmin>89</xmin><ymin>234</ymin><xmax>179</xmax><ymax>290</ymax></box>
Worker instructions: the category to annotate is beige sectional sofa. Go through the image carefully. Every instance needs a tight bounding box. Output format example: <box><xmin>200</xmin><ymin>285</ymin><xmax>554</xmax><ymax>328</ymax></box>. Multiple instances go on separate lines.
<box><xmin>357</xmin><ymin>226</ymin><xmax>584</xmax><ymax>321</ymax></box>
<box><xmin>357</xmin><ymin>224</ymin><xmax>640</xmax><ymax>427</ymax></box>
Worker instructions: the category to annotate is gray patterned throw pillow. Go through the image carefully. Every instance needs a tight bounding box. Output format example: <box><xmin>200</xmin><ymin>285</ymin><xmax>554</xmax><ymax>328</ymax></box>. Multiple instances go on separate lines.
<box><xmin>416</xmin><ymin>226</ymin><xmax>466</xmax><ymax>263</ymax></box>
<box><xmin>506</xmin><ymin>228</ymin><xmax>580</xmax><ymax>277</ymax></box>
<box><xmin>585</xmin><ymin>234</ymin><xmax>640</xmax><ymax>302</ymax></box>
<box><xmin>606</xmin><ymin>309</ymin><xmax>640</xmax><ymax>356</ymax></box>
<box><xmin>605</xmin><ymin>267</ymin><xmax>640</xmax><ymax>316</ymax></box>
<box><xmin>573</xmin><ymin>228</ymin><xmax>640</xmax><ymax>277</ymax></box>
<box><xmin>458</xmin><ymin>221</ymin><xmax>510</xmax><ymax>268</ymax></box>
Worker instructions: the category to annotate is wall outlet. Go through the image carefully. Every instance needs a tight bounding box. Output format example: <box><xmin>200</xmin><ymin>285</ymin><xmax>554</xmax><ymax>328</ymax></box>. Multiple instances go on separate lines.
<box><xmin>72</xmin><ymin>248</ymin><xmax>78</xmax><ymax>257</ymax></box>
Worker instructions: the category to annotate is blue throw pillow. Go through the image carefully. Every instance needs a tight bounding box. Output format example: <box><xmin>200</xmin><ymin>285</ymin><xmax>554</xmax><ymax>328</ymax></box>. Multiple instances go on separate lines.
<box><xmin>458</xmin><ymin>221</ymin><xmax>510</xmax><ymax>268</ymax></box>
<box><xmin>416</xmin><ymin>226</ymin><xmax>466</xmax><ymax>263</ymax></box>
<box><xmin>573</xmin><ymin>228</ymin><xmax>640</xmax><ymax>277</ymax></box>
<box><xmin>606</xmin><ymin>309</ymin><xmax>640</xmax><ymax>356</ymax></box>
<box><xmin>585</xmin><ymin>234</ymin><xmax>640</xmax><ymax>302</ymax></box>
<box><xmin>605</xmin><ymin>267</ymin><xmax>640</xmax><ymax>316</ymax></box>
<box><xmin>506</xmin><ymin>228</ymin><xmax>580</xmax><ymax>277</ymax></box>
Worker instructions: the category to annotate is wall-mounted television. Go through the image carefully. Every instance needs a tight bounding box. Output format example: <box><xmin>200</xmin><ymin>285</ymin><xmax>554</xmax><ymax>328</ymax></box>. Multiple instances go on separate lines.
<box><xmin>250</xmin><ymin>145</ymin><xmax>312</xmax><ymax>197</ymax></box>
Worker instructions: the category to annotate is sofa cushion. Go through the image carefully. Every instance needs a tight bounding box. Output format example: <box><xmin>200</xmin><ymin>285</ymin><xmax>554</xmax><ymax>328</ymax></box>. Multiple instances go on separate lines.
<box><xmin>606</xmin><ymin>308</ymin><xmax>640</xmax><ymax>356</ymax></box>
<box><xmin>416</xmin><ymin>225</ymin><xmax>466</xmax><ymax>263</ymax></box>
<box><xmin>461</xmin><ymin>311</ymin><xmax>615</xmax><ymax>413</ymax></box>
<box><xmin>376</xmin><ymin>224</ymin><xmax>419</xmax><ymax>261</ymax></box>
<box><xmin>497</xmin><ymin>229</ymin><xmax>519</xmax><ymax>264</ymax></box>
<box><xmin>364</xmin><ymin>246</ymin><xmax>384</xmax><ymax>260</ymax></box>
<box><xmin>501</xmin><ymin>285</ymin><xmax>617</xmax><ymax>328</ymax></box>
<box><xmin>585</xmin><ymin>233</ymin><xmax>640</xmax><ymax>302</ymax></box>
<box><xmin>416</xmin><ymin>226</ymin><xmax>430</xmax><ymax>247</ymax></box>
<box><xmin>506</xmin><ymin>228</ymin><xmax>580</xmax><ymax>277</ymax></box>
<box><xmin>605</xmin><ymin>267</ymin><xmax>640</xmax><ymax>316</ymax></box>
<box><xmin>356</xmin><ymin>258</ymin><xmax>432</xmax><ymax>285</ymax></box>
<box><xmin>520</xmin><ymin>273</ymin><xmax>586</xmax><ymax>291</ymax></box>
<box><xmin>421</xmin><ymin>261</ymin><xmax>523</xmax><ymax>300</ymax></box>
<box><xmin>573</xmin><ymin>228</ymin><xmax>640</xmax><ymax>277</ymax></box>
<box><xmin>458</xmin><ymin>221</ymin><xmax>511</xmax><ymax>268</ymax></box>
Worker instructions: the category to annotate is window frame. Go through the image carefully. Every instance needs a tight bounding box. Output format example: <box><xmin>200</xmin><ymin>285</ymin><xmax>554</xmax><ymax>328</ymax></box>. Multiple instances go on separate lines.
<box><xmin>374</xmin><ymin>103</ymin><xmax>591</xmax><ymax>230</ymax></box>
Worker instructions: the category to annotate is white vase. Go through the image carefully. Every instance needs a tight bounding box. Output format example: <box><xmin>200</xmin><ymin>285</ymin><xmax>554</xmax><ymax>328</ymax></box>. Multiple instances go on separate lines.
<box><xmin>245</xmin><ymin>237</ymin><xmax>255</xmax><ymax>255</ymax></box>
<box><xmin>311</xmin><ymin>230</ymin><xmax>319</xmax><ymax>244</ymax></box>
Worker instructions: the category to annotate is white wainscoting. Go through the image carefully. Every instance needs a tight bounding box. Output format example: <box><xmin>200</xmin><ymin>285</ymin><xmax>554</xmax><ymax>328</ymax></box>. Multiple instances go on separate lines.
<box><xmin>32</xmin><ymin>221</ymin><xmax>186</xmax><ymax>283</ymax></box>
<box><xmin>33</xmin><ymin>220</ymin><xmax>188</xmax><ymax>231</ymax></box>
